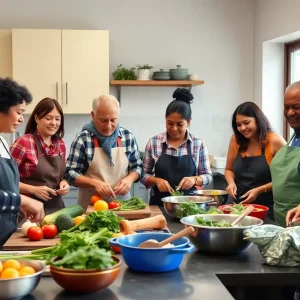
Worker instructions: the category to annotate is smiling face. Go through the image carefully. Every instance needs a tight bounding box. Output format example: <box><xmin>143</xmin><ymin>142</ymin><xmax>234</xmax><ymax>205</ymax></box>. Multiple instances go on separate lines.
<box><xmin>284</xmin><ymin>86</ymin><xmax>300</xmax><ymax>129</ymax></box>
<box><xmin>92</xmin><ymin>100</ymin><xmax>119</xmax><ymax>136</ymax></box>
<box><xmin>35</xmin><ymin>108</ymin><xmax>61</xmax><ymax>138</ymax></box>
<box><xmin>166</xmin><ymin>112</ymin><xmax>190</xmax><ymax>140</ymax></box>
<box><xmin>0</xmin><ymin>102</ymin><xmax>26</xmax><ymax>133</ymax></box>
<box><xmin>235</xmin><ymin>114</ymin><xmax>258</xmax><ymax>139</ymax></box>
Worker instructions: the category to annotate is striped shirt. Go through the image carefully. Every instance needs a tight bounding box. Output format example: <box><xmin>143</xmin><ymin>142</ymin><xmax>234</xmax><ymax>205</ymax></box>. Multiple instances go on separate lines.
<box><xmin>141</xmin><ymin>132</ymin><xmax>213</xmax><ymax>187</ymax></box>
<box><xmin>65</xmin><ymin>127</ymin><xmax>143</xmax><ymax>185</ymax></box>
<box><xmin>10</xmin><ymin>130</ymin><xmax>66</xmax><ymax>178</ymax></box>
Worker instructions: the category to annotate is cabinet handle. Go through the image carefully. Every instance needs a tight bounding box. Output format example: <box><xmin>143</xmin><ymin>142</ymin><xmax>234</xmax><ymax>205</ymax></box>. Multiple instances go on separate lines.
<box><xmin>56</xmin><ymin>82</ymin><xmax>58</xmax><ymax>100</ymax></box>
<box><xmin>66</xmin><ymin>82</ymin><xmax>68</xmax><ymax>104</ymax></box>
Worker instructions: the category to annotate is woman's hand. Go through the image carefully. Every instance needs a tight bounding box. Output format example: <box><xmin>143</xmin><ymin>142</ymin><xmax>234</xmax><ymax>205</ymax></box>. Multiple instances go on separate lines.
<box><xmin>114</xmin><ymin>177</ymin><xmax>133</xmax><ymax>196</ymax></box>
<box><xmin>240</xmin><ymin>187</ymin><xmax>261</xmax><ymax>204</ymax></box>
<box><xmin>56</xmin><ymin>180</ymin><xmax>70</xmax><ymax>196</ymax></box>
<box><xmin>155</xmin><ymin>178</ymin><xmax>173</xmax><ymax>193</ymax></box>
<box><xmin>32</xmin><ymin>186</ymin><xmax>57</xmax><ymax>201</ymax></box>
<box><xmin>177</xmin><ymin>177</ymin><xmax>196</xmax><ymax>190</ymax></box>
<box><xmin>286</xmin><ymin>205</ymin><xmax>300</xmax><ymax>226</ymax></box>
<box><xmin>226</xmin><ymin>183</ymin><xmax>237</xmax><ymax>199</ymax></box>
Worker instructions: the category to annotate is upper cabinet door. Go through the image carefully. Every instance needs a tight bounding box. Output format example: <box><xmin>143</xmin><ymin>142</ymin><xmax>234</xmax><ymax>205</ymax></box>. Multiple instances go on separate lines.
<box><xmin>12</xmin><ymin>29</ymin><xmax>62</xmax><ymax>114</ymax></box>
<box><xmin>61</xmin><ymin>30</ymin><xmax>109</xmax><ymax>114</ymax></box>
<box><xmin>0</xmin><ymin>30</ymin><xmax>12</xmax><ymax>78</ymax></box>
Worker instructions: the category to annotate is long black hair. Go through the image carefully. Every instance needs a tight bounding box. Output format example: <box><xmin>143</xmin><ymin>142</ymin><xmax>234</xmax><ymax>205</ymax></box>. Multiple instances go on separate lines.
<box><xmin>232</xmin><ymin>101</ymin><xmax>272</xmax><ymax>151</ymax></box>
<box><xmin>166</xmin><ymin>88</ymin><xmax>194</xmax><ymax>121</ymax></box>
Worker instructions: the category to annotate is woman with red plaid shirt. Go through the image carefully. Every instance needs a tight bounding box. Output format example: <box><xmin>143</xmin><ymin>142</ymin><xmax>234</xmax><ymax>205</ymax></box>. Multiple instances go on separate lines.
<box><xmin>10</xmin><ymin>98</ymin><xmax>69</xmax><ymax>214</ymax></box>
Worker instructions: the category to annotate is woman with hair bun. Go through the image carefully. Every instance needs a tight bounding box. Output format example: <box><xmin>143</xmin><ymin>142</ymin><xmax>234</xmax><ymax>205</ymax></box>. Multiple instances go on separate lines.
<box><xmin>141</xmin><ymin>88</ymin><xmax>213</xmax><ymax>206</ymax></box>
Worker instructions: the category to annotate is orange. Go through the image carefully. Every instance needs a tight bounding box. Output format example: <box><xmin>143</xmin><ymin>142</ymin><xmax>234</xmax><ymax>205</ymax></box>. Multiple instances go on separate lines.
<box><xmin>19</xmin><ymin>266</ymin><xmax>36</xmax><ymax>277</ymax></box>
<box><xmin>3</xmin><ymin>259</ymin><xmax>21</xmax><ymax>271</ymax></box>
<box><xmin>94</xmin><ymin>200</ymin><xmax>109</xmax><ymax>211</ymax></box>
<box><xmin>1</xmin><ymin>268</ymin><xmax>20</xmax><ymax>279</ymax></box>
<box><xmin>90</xmin><ymin>195</ymin><xmax>102</xmax><ymax>204</ymax></box>
<box><xmin>0</xmin><ymin>261</ymin><xmax>3</xmax><ymax>274</ymax></box>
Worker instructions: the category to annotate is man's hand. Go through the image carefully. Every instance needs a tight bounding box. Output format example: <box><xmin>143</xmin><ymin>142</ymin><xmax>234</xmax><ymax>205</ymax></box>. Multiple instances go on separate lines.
<box><xmin>92</xmin><ymin>179</ymin><xmax>116</xmax><ymax>199</ymax></box>
<box><xmin>155</xmin><ymin>178</ymin><xmax>173</xmax><ymax>193</ymax></box>
<box><xmin>114</xmin><ymin>177</ymin><xmax>133</xmax><ymax>196</ymax></box>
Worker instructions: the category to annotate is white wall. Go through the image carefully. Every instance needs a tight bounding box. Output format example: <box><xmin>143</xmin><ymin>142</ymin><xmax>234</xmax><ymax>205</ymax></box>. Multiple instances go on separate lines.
<box><xmin>254</xmin><ymin>0</ymin><xmax>300</xmax><ymax>136</ymax></box>
<box><xmin>0</xmin><ymin>0</ymin><xmax>254</xmax><ymax>156</ymax></box>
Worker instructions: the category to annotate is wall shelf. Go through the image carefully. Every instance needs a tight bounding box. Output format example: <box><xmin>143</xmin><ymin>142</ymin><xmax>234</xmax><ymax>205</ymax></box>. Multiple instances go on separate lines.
<box><xmin>110</xmin><ymin>80</ymin><xmax>205</xmax><ymax>105</ymax></box>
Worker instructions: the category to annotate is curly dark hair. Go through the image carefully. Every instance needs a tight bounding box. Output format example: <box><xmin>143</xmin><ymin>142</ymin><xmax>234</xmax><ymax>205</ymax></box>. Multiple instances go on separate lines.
<box><xmin>0</xmin><ymin>77</ymin><xmax>32</xmax><ymax>113</ymax></box>
<box><xmin>165</xmin><ymin>88</ymin><xmax>194</xmax><ymax>121</ymax></box>
<box><xmin>232</xmin><ymin>101</ymin><xmax>273</xmax><ymax>151</ymax></box>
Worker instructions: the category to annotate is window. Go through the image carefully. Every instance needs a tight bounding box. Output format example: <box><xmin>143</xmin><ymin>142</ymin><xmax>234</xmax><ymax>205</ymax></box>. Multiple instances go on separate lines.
<box><xmin>284</xmin><ymin>40</ymin><xmax>300</xmax><ymax>140</ymax></box>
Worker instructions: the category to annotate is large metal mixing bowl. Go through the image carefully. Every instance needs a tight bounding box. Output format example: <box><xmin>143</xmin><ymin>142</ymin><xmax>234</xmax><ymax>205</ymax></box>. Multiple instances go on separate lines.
<box><xmin>192</xmin><ymin>190</ymin><xmax>228</xmax><ymax>206</ymax></box>
<box><xmin>180</xmin><ymin>214</ymin><xmax>263</xmax><ymax>255</ymax></box>
<box><xmin>161</xmin><ymin>196</ymin><xmax>215</xmax><ymax>218</ymax></box>
<box><xmin>0</xmin><ymin>260</ymin><xmax>45</xmax><ymax>299</ymax></box>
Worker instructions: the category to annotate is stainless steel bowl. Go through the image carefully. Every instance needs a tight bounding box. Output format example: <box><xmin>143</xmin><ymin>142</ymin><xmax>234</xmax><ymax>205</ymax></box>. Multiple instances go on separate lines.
<box><xmin>192</xmin><ymin>189</ymin><xmax>228</xmax><ymax>206</ymax></box>
<box><xmin>0</xmin><ymin>260</ymin><xmax>45</xmax><ymax>299</ymax></box>
<box><xmin>180</xmin><ymin>214</ymin><xmax>263</xmax><ymax>255</ymax></box>
<box><xmin>161</xmin><ymin>196</ymin><xmax>215</xmax><ymax>218</ymax></box>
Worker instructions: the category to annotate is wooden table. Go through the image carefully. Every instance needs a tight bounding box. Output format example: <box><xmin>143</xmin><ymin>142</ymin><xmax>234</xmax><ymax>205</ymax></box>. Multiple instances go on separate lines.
<box><xmin>3</xmin><ymin>206</ymin><xmax>163</xmax><ymax>251</ymax></box>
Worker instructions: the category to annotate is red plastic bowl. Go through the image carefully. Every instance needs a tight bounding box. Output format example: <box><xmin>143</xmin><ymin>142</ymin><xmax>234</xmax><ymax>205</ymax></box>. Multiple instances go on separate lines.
<box><xmin>218</xmin><ymin>204</ymin><xmax>269</xmax><ymax>221</ymax></box>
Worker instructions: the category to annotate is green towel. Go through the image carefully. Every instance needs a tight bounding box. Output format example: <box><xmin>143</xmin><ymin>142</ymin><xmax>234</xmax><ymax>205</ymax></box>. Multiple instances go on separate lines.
<box><xmin>244</xmin><ymin>225</ymin><xmax>300</xmax><ymax>266</ymax></box>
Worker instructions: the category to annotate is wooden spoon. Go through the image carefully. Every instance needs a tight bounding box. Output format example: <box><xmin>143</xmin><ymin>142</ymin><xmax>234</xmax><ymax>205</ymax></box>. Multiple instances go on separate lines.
<box><xmin>231</xmin><ymin>205</ymin><xmax>254</xmax><ymax>227</ymax></box>
<box><xmin>138</xmin><ymin>226</ymin><xmax>194</xmax><ymax>248</ymax></box>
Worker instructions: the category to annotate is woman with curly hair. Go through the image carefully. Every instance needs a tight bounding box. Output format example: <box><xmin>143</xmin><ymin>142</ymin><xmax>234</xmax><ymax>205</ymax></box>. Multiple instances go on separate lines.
<box><xmin>0</xmin><ymin>77</ymin><xmax>44</xmax><ymax>246</ymax></box>
<box><xmin>141</xmin><ymin>88</ymin><xmax>213</xmax><ymax>206</ymax></box>
<box><xmin>225</xmin><ymin>101</ymin><xmax>286</xmax><ymax>219</ymax></box>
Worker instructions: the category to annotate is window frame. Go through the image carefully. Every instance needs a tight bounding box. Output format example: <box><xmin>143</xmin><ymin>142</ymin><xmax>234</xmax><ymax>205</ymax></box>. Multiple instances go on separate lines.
<box><xmin>284</xmin><ymin>39</ymin><xmax>300</xmax><ymax>140</ymax></box>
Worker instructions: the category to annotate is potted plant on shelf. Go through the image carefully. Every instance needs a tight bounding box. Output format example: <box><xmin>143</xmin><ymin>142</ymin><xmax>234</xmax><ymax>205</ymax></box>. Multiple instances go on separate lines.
<box><xmin>112</xmin><ymin>64</ymin><xmax>137</xmax><ymax>80</ymax></box>
<box><xmin>136</xmin><ymin>64</ymin><xmax>153</xmax><ymax>80</ymax></box>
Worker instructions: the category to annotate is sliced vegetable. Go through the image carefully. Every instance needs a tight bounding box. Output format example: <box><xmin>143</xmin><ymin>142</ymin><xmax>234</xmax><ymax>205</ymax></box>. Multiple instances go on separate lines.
<box><xmin>114</xmin><ymin>197</ymin><xmax>146</xmax><ymax>211</ymax></box>
<box><xmin>27</xmin><ymin>226</ymin><xmax>43</xmax><ymax>241</ymax></box>
<box><xmin>195</xmin><ymin>216</ymin><xmax>232</xmax><ymax>227</ymax></box>
<box><xmin>42</xmin><ymin>205</ymin><xmax>84</xmax><ymax>225</ymax></box>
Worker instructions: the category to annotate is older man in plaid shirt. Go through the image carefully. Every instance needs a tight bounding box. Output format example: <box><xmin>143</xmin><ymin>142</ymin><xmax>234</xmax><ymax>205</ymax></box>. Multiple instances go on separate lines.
<box><xmin>65</xmin><ymin>95</ymin><xmax>142</xmax><ymax>209</ymax></box>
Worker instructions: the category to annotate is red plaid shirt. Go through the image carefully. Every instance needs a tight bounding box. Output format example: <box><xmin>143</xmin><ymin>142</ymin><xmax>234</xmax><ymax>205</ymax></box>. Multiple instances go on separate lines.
<box><xmin>10</xmin><ymin>131</ymin><xmax>66</xmax><ymax>178</ymax></box>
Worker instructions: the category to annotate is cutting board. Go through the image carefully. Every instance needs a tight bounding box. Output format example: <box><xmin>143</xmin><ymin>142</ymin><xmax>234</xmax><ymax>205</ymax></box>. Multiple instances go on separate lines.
<box><xmin>86</xmin><ymin>203</ymin><xmax>152</xmax><ymax>219</ymax></box>
<box><xmin>3</xmin><ymin>232</ymin><xmax>60</xmax><ymax>251</ymax></box>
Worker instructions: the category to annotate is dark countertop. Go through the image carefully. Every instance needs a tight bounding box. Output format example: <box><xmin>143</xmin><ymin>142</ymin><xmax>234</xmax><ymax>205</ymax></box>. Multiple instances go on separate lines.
<box><xmin>29</xmin><ymin>213</ymin><xmax>300</xmax><ymax>300</ymax></box>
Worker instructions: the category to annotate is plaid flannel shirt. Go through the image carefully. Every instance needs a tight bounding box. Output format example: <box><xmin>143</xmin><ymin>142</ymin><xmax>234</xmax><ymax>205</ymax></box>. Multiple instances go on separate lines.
<box><xmin>65</xmin><ymin>127</ymin><xmax>143</xmax><ymax>185</ymax></box>
<box><xmin>141</xmin><ymin>132</ymin><xmax>212</xmax><ymax>187</ymax></box>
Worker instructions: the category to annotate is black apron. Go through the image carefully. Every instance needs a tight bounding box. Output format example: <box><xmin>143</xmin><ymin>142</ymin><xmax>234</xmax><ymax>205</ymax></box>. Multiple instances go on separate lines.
<box><xmin>233</xmin><ymin>147</ymin><xmax>274</xmax><ymax>219</ymax></box>
<box><xmin>0</xmin><ymin>138</ymin><xmax>19</xmax><ymax>247</ymax></box>
<box><xmin>150</xmin><ymin>141</ymin><xmax>197</xmax><ymax>206</ymax></box>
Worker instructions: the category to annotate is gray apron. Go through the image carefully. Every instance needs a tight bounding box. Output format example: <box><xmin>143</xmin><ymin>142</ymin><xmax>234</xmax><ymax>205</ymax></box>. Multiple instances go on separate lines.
<box><xmin>0</xmin><ymin>138</ymin><xmax>19</xmax><ymax>247</ymax></box>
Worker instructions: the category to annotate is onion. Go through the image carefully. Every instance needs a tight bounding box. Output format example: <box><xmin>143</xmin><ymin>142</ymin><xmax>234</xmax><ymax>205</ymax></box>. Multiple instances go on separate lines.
<box><xmin>21</xmin><ymin>221</ymin><xmax>37</xmax><ymax>236</ymax></box>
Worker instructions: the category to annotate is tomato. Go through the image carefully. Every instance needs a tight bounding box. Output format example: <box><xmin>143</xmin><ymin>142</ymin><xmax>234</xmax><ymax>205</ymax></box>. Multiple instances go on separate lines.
<box><xmin>111</xmin><ymin>245</ymin><xmax>121</xmax><ymax>253</ymax></box>
<box><xmin>27</xmin><ymin>226</ymin><xmax>43</xmax><ymax>241</ymax></box>
<box><xmin>94</xmin><ymin>200</ymin><xmax>109</xmax><ymax>211</ymax></box>
<box><xmin>42</xmin><ymin>224</ymin><xmax>58</xmax><ymax>239</ymax></box>
<box><xmin>90</xmin><ymin>195</ymin><xmax>102</xmax><ymax>205</ymax></box>
<box><xmin>108</xmin><ymin>201</ymin><xmax>121</xmax><ymax>210</ymax></box>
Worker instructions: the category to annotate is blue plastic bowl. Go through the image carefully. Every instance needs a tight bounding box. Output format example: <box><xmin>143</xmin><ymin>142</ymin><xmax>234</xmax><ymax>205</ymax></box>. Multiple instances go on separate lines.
<box><xmin>110</xmin><ymin>232</ymin><xmax>194</xmax><ymax>273</ymax></box>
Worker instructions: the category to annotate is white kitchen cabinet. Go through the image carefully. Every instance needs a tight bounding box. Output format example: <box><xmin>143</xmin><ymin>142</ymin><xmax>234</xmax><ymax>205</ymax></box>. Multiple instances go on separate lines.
<box><xmin>0</xmin><ymin>30</ymin><xmax>12</xmax><ymax>78</ymax></box>
<box><xmin>12</xmin><ymin>29</ymin><xmax>109</xmax><ymax>114</ymax></box>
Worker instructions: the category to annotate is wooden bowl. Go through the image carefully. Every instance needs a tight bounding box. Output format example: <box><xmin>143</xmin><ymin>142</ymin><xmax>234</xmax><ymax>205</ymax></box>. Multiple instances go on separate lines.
<box><xmin>50</xmin><ymin>256</ymin><xmax>121</xmax><ymax>293</ymax></box>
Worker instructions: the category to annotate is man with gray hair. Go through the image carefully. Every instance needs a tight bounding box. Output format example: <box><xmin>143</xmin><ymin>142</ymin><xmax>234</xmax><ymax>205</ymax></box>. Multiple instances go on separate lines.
<box><xmin>65</xmin><ymin>95</ymin><xmax>142</xmax><ymax>209</ymax></box>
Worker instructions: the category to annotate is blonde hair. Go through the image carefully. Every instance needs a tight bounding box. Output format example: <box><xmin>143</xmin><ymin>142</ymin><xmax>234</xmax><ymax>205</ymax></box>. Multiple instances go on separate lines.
<box><xmin>92</xmin><ymin>95</ymin><xmax>119</xmax><ymax>113</ymax></box>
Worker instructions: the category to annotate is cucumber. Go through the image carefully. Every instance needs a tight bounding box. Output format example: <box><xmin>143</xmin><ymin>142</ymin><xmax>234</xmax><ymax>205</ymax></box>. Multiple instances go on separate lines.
<box><xmin>42</xmin><ymin>205</ymin><xmax>84</xmax><ymax>225</ymax></box>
